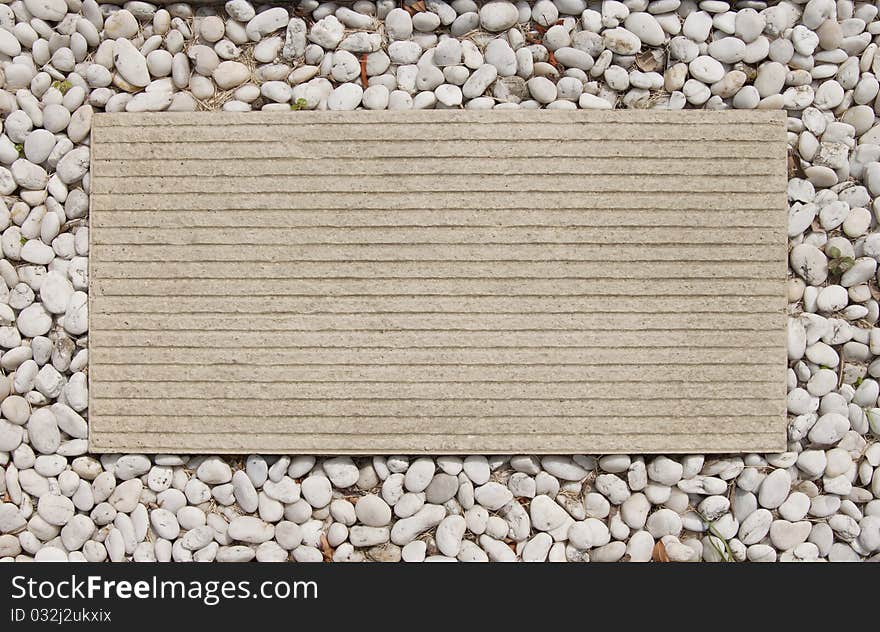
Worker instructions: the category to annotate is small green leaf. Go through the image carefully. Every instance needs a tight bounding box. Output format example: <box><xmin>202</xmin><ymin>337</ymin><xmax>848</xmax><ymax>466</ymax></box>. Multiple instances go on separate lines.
<box><xmin>829</xmin><ymin>255</ymin><xmax>856</xmax><ymax>276</ymax></box>
<box><xmin>827</xmin><ymin>246</ymin><xmax>842</xmax><ymax>259</ymax></box>
<box><xmin>290</xmin><ymin>98</ymin><xmax>308</xmax><ymax>111</ymax></box>
<box><xmin>51</xmin><ymin>79</ymin><xmax>72</xmax><ymax>95</ymax></box>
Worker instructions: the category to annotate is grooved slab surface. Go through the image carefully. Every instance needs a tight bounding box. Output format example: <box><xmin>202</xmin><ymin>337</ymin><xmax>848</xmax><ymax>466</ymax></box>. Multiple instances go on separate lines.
<box><xmin>89</xmin><ymin>110</ymin><xmax>788</xmax><ymax>454</ymax></box>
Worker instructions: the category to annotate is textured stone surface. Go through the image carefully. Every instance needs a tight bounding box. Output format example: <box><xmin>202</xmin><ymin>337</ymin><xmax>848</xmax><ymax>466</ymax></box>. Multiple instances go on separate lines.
<box><xmin>89</xmin><ymin>110</ymin><xmax>786</xmax><ymax>454</ymax></box>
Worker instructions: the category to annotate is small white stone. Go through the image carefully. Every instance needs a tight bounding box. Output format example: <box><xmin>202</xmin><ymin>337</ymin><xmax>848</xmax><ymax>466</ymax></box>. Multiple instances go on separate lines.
<box><xmin>301</xmin><ymin>475</ymin><xmax>332</xmax><ymax>508</ymax></box>
<box><xmin>435</xmin><ymin>514</ymin><xmax>466</xmax><ymax>556</ymax></box>
<box><xmin>327</xmin><ymin>84</ymin><xmax>363</xmax><ymax>110</ymax></box>
<box><xmin>594</xmin><ymin>474</ymin><xmax>630</xmax><ymax>504</ymax></box>
<box><xmin>529</xmin><ymin>494</ymin><xmax>570</xmax><ymax>531</ymax></box>
<box><xmin>816</xmin><ymin>285</ymin><xmax>849</xmax><ymax>312</ymax></box>
<box><xmin>645</xmin><ymin>508</ymin><xmax>682</xmax><ymax>538</ymax></box>
<box><xmin>37</xmin><ymin>493</ymin><xmax>74</xmax><ymax>526</ymax></box>
<box><xmin>790</xmin><ymin>244</ymin><xmax>828</xmax><ymax>285</ymax></box>
<box><xmin>474</xmin><ymin>482</ymin><xmax>513</xmax><ymax>511</ymax></box>
<box><xmin>462</xmin><ymin>455</ymin><xmax>491</xmax><ymax>485</ymax></box>
<box><xmin>758</xmin><ymin>469</ymin><xmax>791</xmax><ymax>509</ymax></box>
<box><xmin>323</xmin><ymin>457</ymin><xmax>359</xmax><ymax>488</ymax></box>
<box><xmin>689</xmin><ymin>56</ymin><xmax>725</xmax><ymax>83</ymax></box>
<box><xmin>390</xmin><ymin>504</ymin><xmax>446</xmax><ymax>545</ymax></box>
<box><xmin>603</xmin><ymin>27</ymin><xmax>641</xmax><ymax>55</ymax></box>
<box><xmin>56</xmin><ymin>147</ymin><xmax>90</xmax><ymax>184</ymax></box>
<box><xmin>479</xmin><ymin>1</ymin><xmax>519</xmax><ymax>32</ymax></box>
<box><xmin>435</xmin><ymin>84</ymin><xmax>462</xmax><ymax>107</ymax></box>
<box><xmin>227</xmin><ymin>516</ymin><xmax>274</xmax><ymax>544</ymax></box>
<box><xmin>624</xmin><ymin>13</ymin><xmax>665</xmax><ymax>46</ymax></box>
<box><xmin>808</xmin><ymin>413</ymin><xmax>851</xmax><ymax>445</ymax></box>
<box><xmin>196</xmin><ymin>457</ymin><xmax>232</xmax><ymax>484</ymax></box>
<box><xmin>568</xmin><ymin>518</ymin><xmax>611</xmax><ymax>549</ymax></box>
<box><xmin>213</xmin><ymin>61</ymin><xmax>250</xmax><ymax>89</ymax></box>
<box><xmin>309</xmin><ymin>15</ymin><xmax>345</xmax><ymax>49</ymax></box>
<box><xmin>770</xmin><ymin>520</ymin><xmax>812</xmax><ymax>550</ymax></box>
<box><xmin>579</xmin><ymin>93</ymin><xmax>613</xmax><ymax>109</ymax></box>
<box><xmin>24</xmin><ymin>0</ymin><xmax>66</xmax><ymax>22</ymax></box>
<box><xmin>647</xmin><ymin>457</ymin><xmax>683</xmax><ymax>486</ymax></box>
<box><xmin>17</xmin><ymin>303</ymin><xmax>52</xmax><ymax>338</ymax></box>
<box><xmin>355</xmin><ymin>494</ymin><xmax>392</xmax><ymax>527</ymax></box>
<box><xmin>114</xmin><ymin>38</ymin><xmax>151</xmax><ymax>87</ymax></box>
<box><xmin>683</xmin><ymin>11</ymin><xmax>713</xmax><ymax>41</ymax></box>
<box><xmin>246</xmin><ymin>7</ymin><xmax>289</xmax><ymax>42</ymax></box>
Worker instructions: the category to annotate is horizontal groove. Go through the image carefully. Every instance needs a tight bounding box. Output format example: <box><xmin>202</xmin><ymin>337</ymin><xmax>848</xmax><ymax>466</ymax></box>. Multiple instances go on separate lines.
<box><xmin>91</xmin><ymin>344</ymin><xmax>779</xmax><ymax>350</ymax></box>
<box><xmin>94</xmin><ymin>327</ymin><xmax>779</xmax><ymax>332</ymax></box>
<box><xmin>94</xmin><ymin>378</ymin><xmax>777</xmax><ymax>385</ymax></box>
<box><xmin>90</xmin><ymin>361</ymin><xmax>782</xmax><ymax>368</ymax></box>
<box><xmin>92</xmin><ymin>262</ymin><xmax>784</xmax><ymax>281</ymax></box>
<box><xmin>89</xmin><ymin>310</ymin><xmax>783</xmax><ymax>315</ymax></box>
<box><xmin>93</xmin><ymin>226</ymin><xmax>779</xmax><ymax>246</ymax></box>
<box><xmin>94</xmin><ymin>137</ymin><xmax>784</xmax><ymax>149</ymax></box>
<box><xmin>100</xmin><ymin>223</ymin><xmax>780</xmax><ymax>231</ymax></box>
<box><xmin>92</xmin><ymin>206</ymin><xmax>779</xmax><ymax>213</ymax></box>
<box><xmin>94</xmin><ymin>428</ymin><xmax>784</xmax><ymax>436</ymax></box>
<box><xmin>92</xmin><ymin>383</ymin><xmax>782</xmax><ymax>401</ymax></box>
<box><xmin>90</xmin><ymin>190</ymin><xmax>780</xmax><ymax>197</ymax></box>
<box><xmin>94</xmin><ymin>396</ymin><xmax>775</xmax><ymax>400</ymax></box>
<box><xmin>95</xmin><ymin>155</ymin><xmax>776</xmax><ymax>161</ymax></box>
<box><xmin>90</xmin><ymin>202</ymin><xmax>788</xmax><ymax>215</ymax></box>
<box><xmin>95</xmin><ymin>146</ymin><xmax>782</xmax><ymax>157</ymax></box>
<box><xmin>92</xmin><ymin>414</ymin><xmax>777</xmax><ymax>419</ymax></box>
<box><xmin>92</xmin><ymin>157</ymin><xmax>782</xmax><ymax>179</ymax></box>
<box><xmin>94</xmin><ymin>430</ymin><xmax>784</xmax><ymax>437</ymax></box>
<box><xmin>98</xmin><ymin>242</ymin><xmax>778</xmax><ymax>247</ymax></box>
<box><xmin>93</xmin><ymin>279</ymin><xmax>782</xmax><ymax>297</ymax></box>
<box><xmin>93</xmin><ymin>257</ymin><xmax>783</xmax><ymax>265</ymax></box>
<box><xmin>94</xmin><ymin>110</ymin><xmax>785</xmax><ymax>123</ymax></box>
<box><xmin>90</xmin><ymin>192</ymin><xmax>784</xmax><ymax>211</ymax></box>
<box><xmin>93</xmin><ymin>146</ymin><xmax>784</xmax><ymax>162</ymax></box>
<box><xmin>94</xmin><ymin>130</ymin><xmax>784</xmax><ymax>144</ymax></box>
<box><xmin>95</xmin><ymin>120</ymin><xmax>781</xmax><ymax>131</ymax></box>
<box><xmin>98</xmin><ymin>173</ymin><xmax>779</xmax><ymax>183</ymax></box>
<box><xmin>89</xmin><ymin>347</ymin><xmax>785</xmax><ymax>366</ymax></box>
<box><xmin>92</xmin><ymin>315</ymin><xmax>783</xmax><ymax>332</ymax></box>
<box><xmin>89</xmin><ymin>444</ymin><xmax>786</xmax><ymax>456</ymax></box>
<box><xmin>94</xmin><ymin>219</ymin><xmax>782</xmax><ymax>229</ymax></box>
<box><xmin>92</xmin><ymin>389</ymin><xmax>781</xmax><ymax>400</ymax></box>
<box><xmin>92</xmin><ymin>213</ymin><xmax>782</xmax><ymax>230</ymax></box>
<box><xmin>90</xmin><ymin>329</ymin><xmax>784</xmax><ymax>354</ymax></box>
<box><xmin>94</xmin><ymin>295</ymin><xmax>783</xmax><ymax>301</ymax></box>
<box><xmin>88</xmin><ymin>430</ymin><xmax>784</xmax><ymax>446</ymax></box>
<box><xmin>93</xmin><ymin>259</ymin><xmax>783</xmax><ymax>264</ymax></box>
<box><xmin>92</xmin><ymin>395</ymin><xmax>777</xmax><ymax>401</ymax></box>
<box><xmin>92</xmin><ymin>245</ymin><xmax>784</xmax><ymax>263</ymax></box>
<box><xmin>97</xmin><ymin>188</ymin><xmax>780</xmax><ymax>195</ymax></box>
<box><xmin>94</xmin><ymin>119</ymin><xmax>781</xmax><ymax>127</ymax></box>
<box><xmin>95</xmin><ymin>138</ymin><xmax>782</xmax><ymax>146</ymax></box>
<box><xmin>92</xmin><ymin>346</ymin><xmax>779</xmax><ymax>353</ymax></box>
<box><xmin>94</xmin><ymin>166</ymin><xmax>782</xmax><ymax>178</ymax></box>
<box><xmin>95</xmin><ymin>276</ymin><xmax>776</xmax><ymax>282</ymax></box>
<box><xmin>91</xmin><ymin>399</ymin><xmax>783</xmax><ymax>417</ymax></box>
<box><xmin>89</xmin><ymin>443</ymin><xmax>786</xmax><ymax>455</ymax></box>
<box><xmin>92</xmin><ymin>297</ymin><xmax>784</xmax><ymax>313</ymax></box>
<box><xmin>92</xmin><ymin>358</ymin><xmax>783</xmax><ymax>367</ymax></box>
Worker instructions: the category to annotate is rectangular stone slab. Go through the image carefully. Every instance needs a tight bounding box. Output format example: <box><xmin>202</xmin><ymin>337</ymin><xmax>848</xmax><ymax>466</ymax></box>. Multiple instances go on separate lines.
<box><xmin>88</xmin><ymin>110</ymin><xmax>788</xmax><ymax>454</ymax></box>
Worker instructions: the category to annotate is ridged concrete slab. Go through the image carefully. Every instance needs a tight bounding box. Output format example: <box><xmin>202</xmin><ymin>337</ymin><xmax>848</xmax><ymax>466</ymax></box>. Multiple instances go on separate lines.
<box><xmin>89</xmin><ymin>110</ymin><xmax>788</xmax><ymax>454</ymax></box>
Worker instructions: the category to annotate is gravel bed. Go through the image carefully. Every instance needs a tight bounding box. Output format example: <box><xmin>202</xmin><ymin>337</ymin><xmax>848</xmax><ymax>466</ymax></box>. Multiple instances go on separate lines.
<box><xmin>1</xmin><ymin>0</ymin><xmax>880</xmax><ymax>562</ymax></box>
